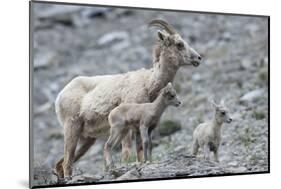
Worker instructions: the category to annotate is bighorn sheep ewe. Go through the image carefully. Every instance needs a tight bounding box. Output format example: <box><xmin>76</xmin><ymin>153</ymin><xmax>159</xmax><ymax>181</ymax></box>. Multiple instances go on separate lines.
<box><xmin>192</xmin><ymin>100</ymin><xmax>232</xmax><ymax>162</ymax></box>
<box><xmin>54</xmin><ymin>19</ymin><xmax>202</xmax><ymax>180</ymax></box>
<box><xmin>104</xmin><ymin>82</ymin><xmax>181</xmax><ymax>169</ymax></box>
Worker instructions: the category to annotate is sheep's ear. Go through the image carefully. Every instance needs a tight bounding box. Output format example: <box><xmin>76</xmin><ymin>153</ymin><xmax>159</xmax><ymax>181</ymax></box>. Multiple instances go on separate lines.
<box><xmin>157</xmin><ymin>30</ymin><xmax>167</xmax><ymax>41</ymax></box>
<box><xmin>157</xmin><ymin>30</ymin><xmax>171</xmax><ymax>46</ymax></box>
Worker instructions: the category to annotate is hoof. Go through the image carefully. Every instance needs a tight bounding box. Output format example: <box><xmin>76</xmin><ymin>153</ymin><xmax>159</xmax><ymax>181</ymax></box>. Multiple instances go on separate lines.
<box><xmin>64</xmin><ymin>176</ymin><xmax>72</xmax><ymax>182</ymax></box>
<box><xmin>105</xmin><ymin>164</ymin><xmax>116</xmax><ymax>172</ymax></box>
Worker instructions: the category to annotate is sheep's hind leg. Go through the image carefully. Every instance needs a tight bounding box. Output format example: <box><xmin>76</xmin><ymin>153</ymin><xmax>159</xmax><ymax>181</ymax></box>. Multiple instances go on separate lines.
<box><xmin>74</xmin><ymin>137</ymin><xmax>96</xmax><ymax>162</ymax></box>
<box><xmin>203</xmin><ymin>144</ymin><xmax>211</xmax><ymax>161</ymax></box>
<box><xmin>54</xmin><ymin>137</ymin><xmax>95</xmax><ymax>180</ymax></box>
<box><xmin>54</xmin><ymin>157</ymin><xmax>64</xmax><ymax>179</ymax></box>
<box><xmin>62</xmin><ymin>118</ymin><xmax>83</xmax><ymax>180</ymax></box>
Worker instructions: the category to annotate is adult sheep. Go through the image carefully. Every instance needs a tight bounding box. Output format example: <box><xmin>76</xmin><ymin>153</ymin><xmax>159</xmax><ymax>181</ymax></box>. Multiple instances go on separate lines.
<box><xmin>54</xmin><ymin>19</ymin><xmax>202</xmax><ymax>180</ymax></box>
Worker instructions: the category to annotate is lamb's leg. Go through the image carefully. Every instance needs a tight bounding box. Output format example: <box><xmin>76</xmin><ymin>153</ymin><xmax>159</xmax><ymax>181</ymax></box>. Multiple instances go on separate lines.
<box><xmin>135</xmin><ymin>131</ymin><xmax>143</xmax><ymax>162</ymax></box>
<box><xmin>121</xmin><ymin>130</ymin><xmax>133</xmax><ymax>162</ymax></box>
<box><xmin>140</xmin><ymin>125</ymin><xmax>149</xmax><ymax>163</ymax></box>
<box><xmin>62</xmin><ymin>118</ymin><xmax>83</xmax><ymax>180</ymax></box>
<box><xmin>147</xmin><ymin>127</ymin><xmax>153</xmax><ymax>162</ymax></box>
<box><xmin>192</xmin><ymin>139</ymin><xmax>199</xmax><ymax>156</ymax></box>
<box><xmin>104</xmin><ymin>130</ymin><xmax>118</xmax><ymax>170</ymax></box>
<box><xmin>104</xmin><ymin>126</ymin><xmax>126</xmax><ymax>170</ymax></box>
<box><xmin>203</xmin><ymin>144</ymin><xmax>210</xmax><ymax>161</ymax></box>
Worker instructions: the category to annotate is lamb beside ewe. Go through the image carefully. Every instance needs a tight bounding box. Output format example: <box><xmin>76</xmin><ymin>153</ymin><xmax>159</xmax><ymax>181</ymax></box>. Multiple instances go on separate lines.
<box><xmin>104</xmin><ymin>82</ymin><xmax>181</xmax><ymax>169</ymax></box>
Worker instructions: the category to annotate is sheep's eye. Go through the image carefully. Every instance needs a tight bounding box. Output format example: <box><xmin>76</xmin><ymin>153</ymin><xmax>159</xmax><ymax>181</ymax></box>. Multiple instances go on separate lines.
<box><xmin>177</xmin><ymin>42</ymin><xmax>184</xmax><ymax>50</ymax></box>
<box><xmin>221</xmin><ymin>111</ymin><xmax>226</xmax><ymax>115</ymax></box>
<box><xmin>170</xmin><ymin>94</ymin><xmax>175</xmax><ymax>98</ymax></box>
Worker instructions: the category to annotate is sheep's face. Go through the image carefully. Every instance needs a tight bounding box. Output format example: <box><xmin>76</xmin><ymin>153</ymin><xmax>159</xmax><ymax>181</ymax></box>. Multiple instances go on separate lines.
<box><xmin>163</xmin><ymin>83</ymin><xmax>181</xmax><ymax>107</ymax></box>
<box><xmin>158</xmin><ymin>31</ymin><xmax>201</xmax><ymax>67</ymax></box>
<box><xmin>212</xmin><ymin>100</ymin><xmax>232</xmax><ymax>124</ymax></box>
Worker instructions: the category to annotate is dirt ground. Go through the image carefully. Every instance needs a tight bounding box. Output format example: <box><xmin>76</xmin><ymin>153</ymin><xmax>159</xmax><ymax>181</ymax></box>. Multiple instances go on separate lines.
<box><xmin>31</xmin><ymin>2</ymin><xmax>269</xmax><ymax>187</ymax></box>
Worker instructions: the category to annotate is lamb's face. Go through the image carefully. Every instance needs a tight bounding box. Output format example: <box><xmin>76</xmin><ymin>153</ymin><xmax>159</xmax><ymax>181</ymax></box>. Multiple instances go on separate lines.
<box><xmin>215</xmin><ymin>106</ymin><xmax>232</xmax><ymax>124</ymax></box>
<box><xmin>163</xmin><ymin>83</ymin><xmax>181</xmax><ymax>107</ymax></box>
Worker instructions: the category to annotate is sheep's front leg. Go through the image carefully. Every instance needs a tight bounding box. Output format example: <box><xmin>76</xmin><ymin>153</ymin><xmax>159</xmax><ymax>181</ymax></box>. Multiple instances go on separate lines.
<box><xmin>140</xmin><ymin>125</ymin><xmax>149</xmax><ymax>163</ymax></box>
<box><xmin>192</xmin><ymin>139</ymin><xmax>199</xmax><ymax>156</ymax></box>
<box><xmin>213</xmin><ymin>148</ymin><xmax>219</xmax><ymax>163</ymax></box>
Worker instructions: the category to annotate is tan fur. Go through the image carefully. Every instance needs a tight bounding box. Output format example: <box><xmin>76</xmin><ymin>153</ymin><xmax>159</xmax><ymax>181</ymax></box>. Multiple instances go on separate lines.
<box><xmin>192</xmin><ymin>100</ymin><xmax>232</xmax><ymax>162</ymax></box>
<box><xmin>54</xmin><ymin>19</ymin><xmax>201</xmax><ymax>179</ymax></box>
<box><xmin>104</xmin><ymin>83</ymin><xmax>180</xmax><ymax>169</ymax></box>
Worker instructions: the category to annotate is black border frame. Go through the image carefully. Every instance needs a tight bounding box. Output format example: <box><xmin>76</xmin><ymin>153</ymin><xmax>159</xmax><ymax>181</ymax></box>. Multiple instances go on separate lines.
<box><xmin>29</xmin><ymin>0</ymin><xmax>270</xmax><ymax>188</ymax></box>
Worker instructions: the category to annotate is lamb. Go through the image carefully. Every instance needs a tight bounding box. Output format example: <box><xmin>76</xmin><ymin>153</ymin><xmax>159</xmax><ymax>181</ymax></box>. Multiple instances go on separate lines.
<box><xmin>104</xmin><ymin>82</ymin><xmax>181</xmax><ymax>170</ymax></box>
<box><xmin>192</xmin><ymin>99</ymin><xmax>232</xmax><ymax>162</ymax></box>
<box><xmin>54</xmin><ymin>19</ymin><xmax>202</xmax><ymax>180</ymax></box>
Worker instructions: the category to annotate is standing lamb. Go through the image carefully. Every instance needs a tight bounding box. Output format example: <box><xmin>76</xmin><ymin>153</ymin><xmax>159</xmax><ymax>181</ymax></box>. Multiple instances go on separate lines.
<box><xmin>54</xmin><ymin>19</ymin><xmax>202</xmax><ymax>180</ymax></box>
<box><xmin>192</xmin><ymin>99</ymin><xmax>232</xmax><ymax>162</ymax></box>
<box><xmin>104</xmin><ymin>82</ymin><xmax>181</xmax><ymax>170</ymax></box>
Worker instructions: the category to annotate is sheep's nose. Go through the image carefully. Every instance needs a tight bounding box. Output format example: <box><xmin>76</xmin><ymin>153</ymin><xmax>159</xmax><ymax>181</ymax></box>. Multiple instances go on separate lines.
<box><xmin>175</xmin><ymin>101</ymin><xmax>181</xmax><ymax>107</ymax></box>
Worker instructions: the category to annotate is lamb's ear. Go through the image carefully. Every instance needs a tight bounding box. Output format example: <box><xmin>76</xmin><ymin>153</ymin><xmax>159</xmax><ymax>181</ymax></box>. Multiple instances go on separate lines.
<box><xmin>220</xmin><ymin>99</ymin><xmax>225</xmax><ymax>106</ymax></box>
<box><xmin>163</xmin><ymin>83</ymin><xmax>172</xmax><ymax>95</ymax></box>
<box><xmin>210</xmin><ymin>99</ymin><xmax>219</xmax><ymax>108</ymax></box>
<box><xmin>167</xmin><ymin>82</ymin><xmax>173</xmax><ymax>89</ymax></box>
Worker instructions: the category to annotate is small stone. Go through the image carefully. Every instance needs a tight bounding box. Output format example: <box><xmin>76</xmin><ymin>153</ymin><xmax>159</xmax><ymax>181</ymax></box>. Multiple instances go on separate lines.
<box><xmin>228</xmin><ymin>167</ymin><xmax>248</xmax><ymax>173</ymax></box>
<box><xmin>228</xmin><ymin>161</ymin><xmax>238</xmax><ymax>166</ymax></box>
<box><xmin>240</xmin><ymin>59</ymin><xmax>253</xmax><ymax>69</ymax></box>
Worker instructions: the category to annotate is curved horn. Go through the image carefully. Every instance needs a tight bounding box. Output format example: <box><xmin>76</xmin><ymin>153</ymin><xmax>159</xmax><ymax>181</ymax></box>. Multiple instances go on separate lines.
<box><xmin>148</xmin><ymin>19</ymin><xmax>177</xmax><ymax>35</ymax></box>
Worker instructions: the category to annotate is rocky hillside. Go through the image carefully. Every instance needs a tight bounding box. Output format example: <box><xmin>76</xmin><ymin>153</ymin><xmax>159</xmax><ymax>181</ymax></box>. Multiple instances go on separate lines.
<box><xmin>31</xmin><ymin>2</ymin><xmax>269</xmax><ymax>187</ymax></box>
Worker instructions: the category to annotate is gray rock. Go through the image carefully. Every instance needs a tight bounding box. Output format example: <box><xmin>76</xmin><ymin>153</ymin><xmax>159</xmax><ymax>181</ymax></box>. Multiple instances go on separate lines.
<box><xmin>97</xmin><ymin>31</ymin><xmax>129</xmax><ymax>47</ymax></box>
<box><xmin>116</xmin><ymin>168</ymin><xmax>141</xmax><ymax>180</ymax></box>
<box><xmin>67</xmin><ymin>174</ymin><xmax>99</xmax><ymax>184</ymax></box>
<box><xmin>240</xmin><ymin>89</ymin><xmax>265</xmax><ymax>103</ymax></box>
<box><xmin>34</xmin><ymin>51</ymin><xmax>58</xmax><ymax>69</ymax></box>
